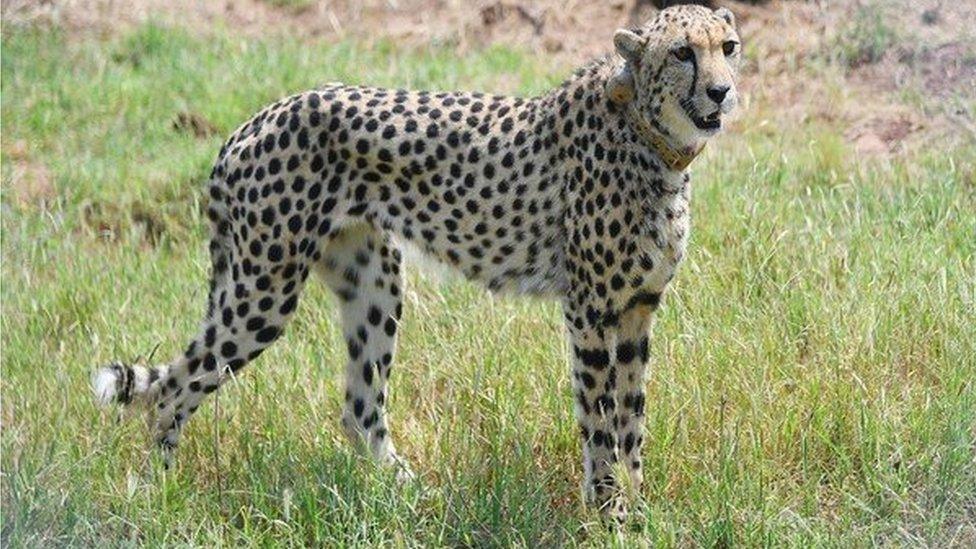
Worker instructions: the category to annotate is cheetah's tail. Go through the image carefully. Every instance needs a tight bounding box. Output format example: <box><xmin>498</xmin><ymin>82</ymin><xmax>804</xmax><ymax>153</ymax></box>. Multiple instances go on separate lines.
<box><xmin>93</xmin><ymin>180</ymin><xmax>230</xmax><ymax>410</ymax></box>
<box><xmin>91</xmin><ymin>362</ymin><xmax>169</xmax><ymax>407</ymax></box>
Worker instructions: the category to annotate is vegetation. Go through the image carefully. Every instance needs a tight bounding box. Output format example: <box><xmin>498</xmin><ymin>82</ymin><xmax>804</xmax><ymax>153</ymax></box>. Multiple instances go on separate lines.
<box><xmin>831</xmin><ymin>3</ymin><xmax>899</xmax><ymax>68</ymax></box>
<box><xmin>2</xmin><ymin>22</ymin><xmax>974</xmax><ymax>547</ymax></box>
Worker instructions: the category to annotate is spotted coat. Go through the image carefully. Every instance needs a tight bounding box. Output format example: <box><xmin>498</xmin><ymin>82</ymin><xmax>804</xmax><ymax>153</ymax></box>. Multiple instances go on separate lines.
<box><xmin>93</xmin><ymin>4</ymin><xmax>741</xmax><ymax>521</ymax></box>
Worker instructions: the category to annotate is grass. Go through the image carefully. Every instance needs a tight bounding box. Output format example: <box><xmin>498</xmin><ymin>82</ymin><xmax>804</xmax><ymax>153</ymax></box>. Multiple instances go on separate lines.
<box><xmin>830</xmin><ymin>2</ymin><xmax>900</xmax><ymax>68</ymax></box>
<box><xmin>259</xmin><ymin>0</ymin><xmax>317</xmax><ymax>10</ymax></box>
<box><xmin>2</xmin><ymin>22</ymin><xmax>975</xmax><ymax>547</ymax></box>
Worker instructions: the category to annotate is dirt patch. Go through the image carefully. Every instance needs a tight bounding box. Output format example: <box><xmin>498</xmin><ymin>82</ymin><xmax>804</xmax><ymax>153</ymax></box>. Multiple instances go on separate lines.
<box><xmin>1</xmin><ymin>0</ymin><xmax>644</xmax><ymax>60</ymax></box>
<box><xmin>78</xmin><ymin>196</ymin><xmax>196</xmax><ymax>249</ymax></box>
<box><xmin>836</xmin><ymin>0</ymin><xmax>976</xmax><ymax>151</ymax></box>
<box><xmin>846</xmin><ymin>113</ymin><xmax>925</xmax><ymax>156</ymax></box>
<box><xmin>2</xmin><ymin>139</ymin><xmax>56</xmax><ymax>207</ymax></box>
<box><xmin>734</xmin><ymin>0</ymin><xmax>975</xmax><ymax>155</ymax></box>
<box><xmin>914</xmin><ymin>41</ymin><xmax>976</xmax><ymax>99</ymax></box>
<box><xmin>173</xmin><ymin>111</ymin><xmax>220</xmax><ymax>139</ymax></box>
<box><xmin>853</xmin><ymin>39</ymin><xmax>976</xmax><ymax>103</ymax></box>
<box><xmin>844</xmin><ymin>3</ymin><xmax>976</xmax><ymax>100</ymax></box>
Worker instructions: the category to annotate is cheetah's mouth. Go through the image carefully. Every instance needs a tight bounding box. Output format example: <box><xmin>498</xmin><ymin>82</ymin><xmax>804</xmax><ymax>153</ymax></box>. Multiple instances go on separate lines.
<box><xmin>691</xmin><ymin>110</ymin><xmax>722</xmax><ymax>131</ymax></box>
<box><xmin>682</xmin><ymin>98</ymin><xmax>722</xmax><ymax>131</ymax></box>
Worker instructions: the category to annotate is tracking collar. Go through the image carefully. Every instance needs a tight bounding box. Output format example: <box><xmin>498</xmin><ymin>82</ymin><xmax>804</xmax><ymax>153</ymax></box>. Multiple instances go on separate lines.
<box><xmin>627</xmin><ymin>105</ymin><xmax>705</xmax><ymax>172</ymax></box>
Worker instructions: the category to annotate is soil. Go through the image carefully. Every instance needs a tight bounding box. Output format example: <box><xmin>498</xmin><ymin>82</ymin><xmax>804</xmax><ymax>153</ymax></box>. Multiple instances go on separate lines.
<box><xmin>3</xmin><ymin>139</ymin><xmax>55</xmax><ymax>206</ymax></box>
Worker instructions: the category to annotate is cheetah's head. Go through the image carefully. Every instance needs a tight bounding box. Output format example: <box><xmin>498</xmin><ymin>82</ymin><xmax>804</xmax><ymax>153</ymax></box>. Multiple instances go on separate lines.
<box><xmin>607</xmin><ymin>5</ymin><xmax>741</xmax><ymax>151</ymax></box>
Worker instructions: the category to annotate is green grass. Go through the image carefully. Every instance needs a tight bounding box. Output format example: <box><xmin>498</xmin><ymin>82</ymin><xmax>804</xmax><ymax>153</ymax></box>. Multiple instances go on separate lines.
<box><xmin>2</xmin><ymin>23</ymin><xmax>975</xmax><ymax>547</ymax></box>
<box><xmin>830</xmin><ymin>2</ymin><xmax>900</xmax><ymax>68</ymax></box>
<box><xmin>258</xmin><ymin>0</ymin><xmax>316</xmax><ymax>10</ymax></box>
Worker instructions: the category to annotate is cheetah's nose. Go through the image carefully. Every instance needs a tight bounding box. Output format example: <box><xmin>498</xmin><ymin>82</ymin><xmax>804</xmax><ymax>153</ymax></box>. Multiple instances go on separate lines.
<box><xmin>706</xmin><ymin>85</ymin><xmax>730</xmax><ymax>104</ymax></box>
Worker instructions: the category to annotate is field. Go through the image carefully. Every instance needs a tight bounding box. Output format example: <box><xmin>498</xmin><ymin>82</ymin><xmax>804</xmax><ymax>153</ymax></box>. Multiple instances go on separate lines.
<box><xmin>2</xmin><ymin>1</ymin><xmax>975</xmax><ymax>546</ymax></box>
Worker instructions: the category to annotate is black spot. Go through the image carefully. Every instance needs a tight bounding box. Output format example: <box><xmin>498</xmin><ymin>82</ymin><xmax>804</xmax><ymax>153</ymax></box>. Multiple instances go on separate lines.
<box><xmin>579</xmin><ymin>371</ymin><xmax>596</xmax><ymax>389</ymax></box>
<box><xmin>627</xmin><ymin>290</ymin><xmax>662</xmax><ymax>310</ymax></box>
<box><xmin>246</xmin><ymin>316</ymin><xmax>266</xmax><ymax>331</ymax></box>
<box><xmin>623</xmin><ymin>433</ymin><xmax>635</xmax><ymax>455</ymax></box>
<box><xmin>617</xmin><ymin>341</ymin><xmax>636</xmax><ymax>364</ymax></box>
<box><xmin>279</xmin><ymin>294</ymin><xmax>298</xmax><ymax>315</ymax></box>
<box><xmin>256</xmin><ymin>326</ymin><xmax>280</xmax><ymax>343</ymax></box>
<box><xmin>347</xmin><ymin>339</ymin><xmax>362</xmax><ymax>360</ymax></box>
<box><xmin>575</xmin><ymin>346</ymin><xmax>609</xmax><ymax>370</ymax></box>
<box><xmin>268</xmin><ymin>244</ymin><xmax>284</xmax><ymax>262</ymax></box>
<box><xmin>220</xmin><ymin>341</ymin><xmax>238</xmax><ymax>358</ymax></box>
<box><xmin>367</xmin><ymin>306</ymin><xmax>382</xmax><ymax>326</ymax></box>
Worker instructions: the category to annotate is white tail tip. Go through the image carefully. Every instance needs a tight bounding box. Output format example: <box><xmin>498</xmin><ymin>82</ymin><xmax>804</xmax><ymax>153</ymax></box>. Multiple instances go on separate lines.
<box><xmin>92</xmin><ymin>365</ymin><xmax>121</xmax><ymax>406</ymax></box>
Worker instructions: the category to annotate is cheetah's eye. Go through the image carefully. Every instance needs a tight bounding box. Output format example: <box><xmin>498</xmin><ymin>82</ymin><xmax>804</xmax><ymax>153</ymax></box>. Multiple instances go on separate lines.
<box><xmin>672</xmin><ymin>46</ymin><xmax>694</xmax><ymax>62</ymax></box>
<box><xmin>722</xmin><ymin>40</ymin><xmax>738</xmax><ymax>56</ymax></box>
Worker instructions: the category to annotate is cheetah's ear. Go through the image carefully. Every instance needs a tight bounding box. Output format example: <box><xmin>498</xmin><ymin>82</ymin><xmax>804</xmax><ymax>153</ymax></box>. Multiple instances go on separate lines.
<box><xmin>613</xmin><ymin>29</ymin><xmax>644</xmax><ymax>64</ymax></box>
<box><xmin>606</xmin><ymin>66</ymin><xmax>635</xmax><ymax>105</ymax></box>
<box><xmin>609</xmin><ymin>29</ymin><xmax>642</xmax><ymax>105</ymax></box>
<box><xmin>715</xmin><ymin>7</ymin><xmax>735</xmax><ymax>27</ymax></box>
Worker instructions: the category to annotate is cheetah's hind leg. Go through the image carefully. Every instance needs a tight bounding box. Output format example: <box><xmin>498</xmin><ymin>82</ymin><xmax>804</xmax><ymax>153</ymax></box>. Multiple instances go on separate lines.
<box><xmin>316</xmin><ymin>224</ymin><xmax>414</xmax><ymax>482</ymax></box>
<box><xmin>92</xmin><ymin>205</ymin><xmax>310</xmax><ymax>466</ymax></box>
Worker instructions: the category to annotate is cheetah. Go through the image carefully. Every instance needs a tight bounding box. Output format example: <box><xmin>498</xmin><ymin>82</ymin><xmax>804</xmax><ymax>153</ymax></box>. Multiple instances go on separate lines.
<box><xmin>92</xmin><ymin>5</ymin><xmax>741</xmax><ymax>520</ymax></box>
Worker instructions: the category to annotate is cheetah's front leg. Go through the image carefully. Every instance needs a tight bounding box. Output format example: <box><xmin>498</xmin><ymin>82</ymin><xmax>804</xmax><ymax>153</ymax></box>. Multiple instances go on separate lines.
<box><xmin>563</xmin><ymin>308</ymin><xmax>626</xmax><ymax>522</ymax></box>
<box><xmin>614</xmin><ymin>292</ymin><xmax>660</xmax><ymax>495</ymax></box>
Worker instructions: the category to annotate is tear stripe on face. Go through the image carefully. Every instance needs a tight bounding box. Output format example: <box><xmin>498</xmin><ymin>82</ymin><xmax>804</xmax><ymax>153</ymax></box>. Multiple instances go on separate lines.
<box><xmin>686</xmin><ymin>35</ymin><xmax>698</xmax><ymax>101</ymax></box>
